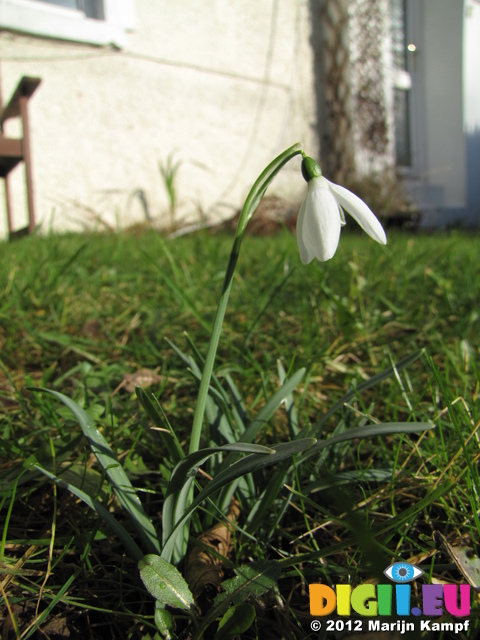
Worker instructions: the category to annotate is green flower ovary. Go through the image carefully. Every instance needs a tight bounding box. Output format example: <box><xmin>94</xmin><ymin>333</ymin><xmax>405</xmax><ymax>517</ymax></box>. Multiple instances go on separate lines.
<box><xmin>301</xmin><ymin>156</ymin><xmax>322</xmax><ymax>183</ymax></box>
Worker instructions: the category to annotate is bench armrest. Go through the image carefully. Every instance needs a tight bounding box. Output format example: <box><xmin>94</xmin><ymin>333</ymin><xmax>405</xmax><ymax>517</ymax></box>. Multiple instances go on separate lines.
<box><xmin>1</xmin><ymin>76</ymin><xmax>41</xmax><ymax>124</ymax></box>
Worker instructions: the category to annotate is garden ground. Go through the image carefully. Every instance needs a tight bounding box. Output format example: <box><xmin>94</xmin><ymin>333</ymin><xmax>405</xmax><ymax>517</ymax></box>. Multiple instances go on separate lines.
<box><xmin>0</xmin><ymin>228</ymin><xmax>479</xmax><ymax>639</ymax></box>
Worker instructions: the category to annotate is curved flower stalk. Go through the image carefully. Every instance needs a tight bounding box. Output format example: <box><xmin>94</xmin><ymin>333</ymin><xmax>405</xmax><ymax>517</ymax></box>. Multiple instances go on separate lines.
<box><xmin>189</xmin><ymin>143</ymin><xmax>303</xmax><ymax>455</ymax></box>
<box><xmin>297</xmin><ymin>156</ymin><xmax>387</xmax><ymax>263</ymax></box>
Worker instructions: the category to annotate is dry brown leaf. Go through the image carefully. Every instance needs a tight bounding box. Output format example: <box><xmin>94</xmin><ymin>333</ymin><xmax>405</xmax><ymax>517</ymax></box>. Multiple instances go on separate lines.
<box><xmin>80</xmin><ymin>319</ymin><xmax>102</xmax><ymax>339</ymax></box>
<box><xmin>118</xmin><ymin>368</ymin><xmax>164</xmax><ymax>394</ymax></box>
<box><xmin>184</xmin><ymin>498</ymin><xmax>241</xmax><ymax>603</ymax></box>
<box><xmin>435</xmin><ymin>531</ymin><xmax>480</xmax><ymax>589</ymax></box>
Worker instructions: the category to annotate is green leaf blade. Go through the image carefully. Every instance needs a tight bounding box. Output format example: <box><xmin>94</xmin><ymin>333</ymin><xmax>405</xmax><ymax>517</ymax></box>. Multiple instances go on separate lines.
<box><xmin>139</xmin><ymin>554</ymin><xmax>194</xmax><ymax>610</ymax></box>
<box><xmin>162</xmin><ymin>438</ymin><xmax>316</xmax><ymax>562</ymax></box>
<box><xmin>215</xmin><ymin>603</ymin><xmax>256</xmax><ymax>640</ymax></box>
<box><xmin>161</xmin><ymin>443</ymin><xmax>275</xmax><ymax>553</ymax></box>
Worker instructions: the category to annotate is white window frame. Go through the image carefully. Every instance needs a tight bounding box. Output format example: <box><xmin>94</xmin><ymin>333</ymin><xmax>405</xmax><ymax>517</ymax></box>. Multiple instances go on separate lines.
<box><xmin>0</xmin><ymin>0</ymin><xmax>135</xmax><ymax>47</ymax></box>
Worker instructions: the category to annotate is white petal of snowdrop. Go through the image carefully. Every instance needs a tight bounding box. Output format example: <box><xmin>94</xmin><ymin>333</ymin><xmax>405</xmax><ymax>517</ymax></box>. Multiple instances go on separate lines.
<box><xmin>296</xmin><ymin>177</ymin><xmax>341</xmax><ymax>263</ymax></box>
<box><xmin>328</xmin><ymin>181</ymin><xmax>387</xmax><ymax>245</ymax></box>
<box><xmin>297</xmin><ymin>156</ymin><xmax>387</xmax><ymax>263</ymax></box>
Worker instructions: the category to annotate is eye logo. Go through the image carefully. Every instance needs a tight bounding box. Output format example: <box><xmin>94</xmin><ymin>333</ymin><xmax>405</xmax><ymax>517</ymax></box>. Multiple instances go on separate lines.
<box><xmin>384</xmin><ymin>562</ymin><xmax>424</xmax><ymax>583</ymax></box>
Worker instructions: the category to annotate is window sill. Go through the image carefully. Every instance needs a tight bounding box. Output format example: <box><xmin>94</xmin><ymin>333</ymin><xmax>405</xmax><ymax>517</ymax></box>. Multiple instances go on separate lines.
<box><xmin>0</xmin><ymin>0</ymin><xmax>134</xmax><ymax>48</ymax></box>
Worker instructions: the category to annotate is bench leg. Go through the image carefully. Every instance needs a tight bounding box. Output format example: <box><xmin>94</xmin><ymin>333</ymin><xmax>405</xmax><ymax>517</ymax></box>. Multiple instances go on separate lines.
<box><xmin>4</xmin><ymin>174</ymin><xmax>14</xmax><ymax>237</ymax></box>
<box><xmin>20</xmin><ymin>95</ymin><xmax>36</xmax><ymax>234</ymax></box>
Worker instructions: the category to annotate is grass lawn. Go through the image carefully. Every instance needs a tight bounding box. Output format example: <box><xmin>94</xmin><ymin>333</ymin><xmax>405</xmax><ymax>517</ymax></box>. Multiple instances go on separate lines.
<box><xmin>0</xmin><ymin>228</ymin><xmax>479</xmax><ymax>639</ymax></box>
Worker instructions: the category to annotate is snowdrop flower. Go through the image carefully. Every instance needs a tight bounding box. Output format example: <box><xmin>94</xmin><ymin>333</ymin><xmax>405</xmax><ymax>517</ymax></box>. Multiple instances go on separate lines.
<box><xmin>297</xmin><ymin>156</ymin><xmax>387</xmax><ymax>263</ymax></box>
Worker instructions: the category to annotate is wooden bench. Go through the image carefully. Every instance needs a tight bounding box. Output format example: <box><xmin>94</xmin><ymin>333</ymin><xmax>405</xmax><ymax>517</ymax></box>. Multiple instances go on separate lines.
<box><xmin>0</xmin><ymin>76</ymin><xmax>41</xmax><ymax>239</ymax></box>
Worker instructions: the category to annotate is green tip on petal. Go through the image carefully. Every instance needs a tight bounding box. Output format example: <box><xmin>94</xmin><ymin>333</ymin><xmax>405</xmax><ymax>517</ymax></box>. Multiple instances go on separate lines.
<box><xmin>301</xmin><ymin>157</ymin><xmax>322</xmax><ymax>183</ymax></box>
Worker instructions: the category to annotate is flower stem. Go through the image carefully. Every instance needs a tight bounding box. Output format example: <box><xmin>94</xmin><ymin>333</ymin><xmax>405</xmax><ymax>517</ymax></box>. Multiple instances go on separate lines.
<box><xmin>189</xmin><ymin>143</ymin><xmax>303</xmax><ymax>455</ymax></box>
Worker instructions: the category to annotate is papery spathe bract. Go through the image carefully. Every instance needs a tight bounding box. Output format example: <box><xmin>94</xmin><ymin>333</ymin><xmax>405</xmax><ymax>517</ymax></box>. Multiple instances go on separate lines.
<box><xmin>297</xmin><ymin>157</ymin><xmax>387</xmax><ymax>264</ymax></box>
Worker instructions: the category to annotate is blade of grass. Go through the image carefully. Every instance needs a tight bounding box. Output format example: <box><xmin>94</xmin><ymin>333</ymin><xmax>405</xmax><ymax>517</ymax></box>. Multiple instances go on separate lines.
<box><xmin>236</xmin><ymin>367</ymin><xmax>306</xmax><ymax>445</ymax></box>
<box><xmin>145</xmin><ymin>254</ymin><xmax>212</xmax><ymax>333</ymax></box>
<box><xmin>167</xmin><ymin>337</ymin><xmax>246</xmax><ymax>443</ymax></box>
<box><xmin>279</xmin><ymin>478</ymin><xmax>456</xmax><ymax>570</ymax></box>
<box><xmin>215</xmin><ymin>366</ymin><xmax>306</xmax><ymax>512</ymax></box>
<box><xmin>34</xmin><ymin>466</ymin><xmax>144</xmax><ymax>562</ymax></box>
<box><xmin>21</xmin><ymin>570</ymin><xmax>79</xmax><ymax>640</ymax></box>
<box><xmin>193</xmin><ymin>561</ymin><xmax>281</xmax><ymax>640</ymax></box>
<box><xmin>161</xmin><ymin>438</ymin><xmax>316</xmax><ymax>562</ymax></box>
<box><xmin>241</xmin><ymin>259</ymin><xmax>295</xmax><ymax>348</ymax></box>
<box><xmin>246</xmin><ymin>421</ymin><xmax>434</xmax><ymax>534</ymax></box>
<box><xmin>135</xmin><ymin>387</ymin><xmax>185</xmax><ymax>464</ymax></box>
<box><xmin>308</xmin><ymin>350</ymin><xmax>425</xmax><ymax>434</ymax></box>
<box><xmin>161</xmin><ymin>442</ymin><xmax>274</xmax><ymax>553</ymax></box>
<box><xmin>277</xmin><ymin>359</ymin><xmax>300</xmax><ymax>438</ymax></box>
<box><xmin>30</xmin><ymin>388</ymin><xmax>161</xmax><ymax>555</ymax></box>
<box><xmin>299</xmin><ymin>421</ymin><xmax>435</xmax><ymax>462</ymax></box>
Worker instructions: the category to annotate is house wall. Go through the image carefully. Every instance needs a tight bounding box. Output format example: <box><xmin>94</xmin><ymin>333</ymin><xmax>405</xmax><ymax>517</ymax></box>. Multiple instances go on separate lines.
<box><xmin>0</xmin><ymin>0</ymin><xmax>318</xmax><ymax>238</ymax></box>
<box><xmin>464</xmin><ymin>0</ymin><xmax>480</xmax><ymax>224</ymax></box>
<box><xmin>409</xmin><ymin>0</ymin><xmax>467</xmax><ymax>225</ymax></box>
<box><xmin>423</xmin><ymin>0</ymin><xmax>465</xmax><ymax>207</ymax></box>
<box><xmin>349</xmin><ymin>0</ymin><xmax>395</xmax><ymax>175</ymax></box>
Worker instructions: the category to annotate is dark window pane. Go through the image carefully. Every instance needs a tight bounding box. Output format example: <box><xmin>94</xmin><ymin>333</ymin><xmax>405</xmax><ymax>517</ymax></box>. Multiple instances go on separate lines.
<box><xmin>33</xmin><ymin>0</ymin><xmax>78</xmax><ymax>8</ymax></box>
<box><xmin>394</xmin><ymin>88</ymin><xmax>411</xmax><ymax>166</ymax></box>
<box><xmin>32</xmin><ymin>0</ymin><xmax>104</xmax><ymax>20</ymax></box>
<box><xmin>83</xmin><ymin>0</ymin><xmax>104</xmax><ymax>20</ymax></box>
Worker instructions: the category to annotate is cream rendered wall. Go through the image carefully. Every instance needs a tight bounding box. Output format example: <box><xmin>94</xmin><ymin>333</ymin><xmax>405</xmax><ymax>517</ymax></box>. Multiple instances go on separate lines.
<box><xmin>0</xmin><ymin>0</ymin><xmax>318</xmax><ymax>238</ymax></box>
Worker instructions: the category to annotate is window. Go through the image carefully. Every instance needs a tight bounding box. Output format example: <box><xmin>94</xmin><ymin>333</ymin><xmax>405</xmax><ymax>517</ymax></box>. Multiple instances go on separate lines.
<box><xmin>32</xmin><ymin>0</ymin><xmax>104</xmax><ymax>21</ymax></box>
<box><xmin>390</xmin><ymin>0</ymin><xmax>412</xmax><ymax>167</ymax></box>
<box><xmin>0</xmin><ymin>0</ymin><xmax>135</xmax><ymax>47</ymax></box>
